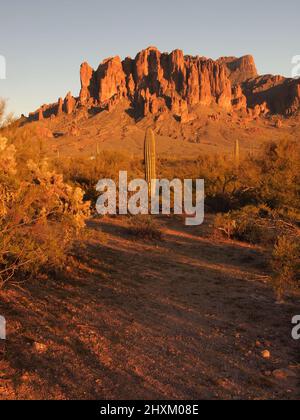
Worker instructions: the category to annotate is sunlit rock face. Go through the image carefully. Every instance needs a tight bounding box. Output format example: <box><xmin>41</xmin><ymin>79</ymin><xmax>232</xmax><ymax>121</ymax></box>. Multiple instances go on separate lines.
<box><xmin>29</xmin><ymin>47</ymin><xmax>300</xmax><ymax>121</ymax></box>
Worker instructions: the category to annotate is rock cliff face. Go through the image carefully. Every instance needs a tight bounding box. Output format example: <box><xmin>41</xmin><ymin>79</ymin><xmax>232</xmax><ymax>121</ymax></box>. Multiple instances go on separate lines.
<box><xmin>218</xmin><ymin>55</ymin><xmax>258</xmax><ymax>85</ymax></box>
<box><xmin>29</xmin><ymin>47</ymin><xmax>300</xmax><ymax>121</ymax></box>
<box><xmin>76</xmin><ymin>47</ymin><xmax>234</xmax><ymax>117</ymax></box>
<box><xmin>242</xmin><ymin>75</ymin><xmax>300</xmax><ymax>116</ymax></box>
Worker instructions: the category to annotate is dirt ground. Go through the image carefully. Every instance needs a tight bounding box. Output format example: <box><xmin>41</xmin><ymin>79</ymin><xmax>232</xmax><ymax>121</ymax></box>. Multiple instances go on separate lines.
<box><xmin>0</xmin><ymin>215</ymin><xmax>299</xmax><ymax>400</ymax></box>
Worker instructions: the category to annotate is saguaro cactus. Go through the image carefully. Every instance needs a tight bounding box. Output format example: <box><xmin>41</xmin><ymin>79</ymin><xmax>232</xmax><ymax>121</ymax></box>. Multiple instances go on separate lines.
<box><xmin>144</xmin><ymin>128</ymin><xmax>157</xmax><ymax>199</ymax></box>
<box><xmin>234</xmin><ymin>139</ymin><xmax>240</xmax><ymax>166</ymax></box>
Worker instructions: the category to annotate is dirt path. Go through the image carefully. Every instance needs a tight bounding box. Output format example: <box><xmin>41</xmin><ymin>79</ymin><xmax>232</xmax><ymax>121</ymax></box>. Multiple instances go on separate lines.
<box><xmin>0</xmin><ymin>216</ymin><xmax>299</xmax><ymax>400</ymax></box>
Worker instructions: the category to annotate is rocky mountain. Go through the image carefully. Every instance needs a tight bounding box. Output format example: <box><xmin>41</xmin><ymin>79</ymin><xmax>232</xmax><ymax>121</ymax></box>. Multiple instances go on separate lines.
<box><xmin>29</xmin><ymin>46</ymin><xmax>300</xmax><ymax>123</ymax></box>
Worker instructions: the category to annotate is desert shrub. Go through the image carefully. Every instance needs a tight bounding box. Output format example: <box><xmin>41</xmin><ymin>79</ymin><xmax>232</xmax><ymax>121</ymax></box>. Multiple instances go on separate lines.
<box><xmin>163</xmin><ymin>139</ymin><xmax>300</xmax><ymax>217</ymax></box>
<box><xmin>214</xmin><ymin>205</ymin><xmax>299</xmax><ymax>245</ymax></box>
<box><xmin>0</xmin><ymin>99</ymin><xmax>15</xmax><ymax>128</ymax></box>
<box><xmin>0</xmin><ymin>137</ymin><xmax>17</xmax><ymax>176</ymax></box>
<box><xmin>53</xmin><ymin>151</ymin><xmax>144</xmax><ymax>205</ymax></box>
<box><xmin>127</xmin><ymin>215</ymin><xmax>162</xmax><ymax>241</ymax></box>
<box><xmin>159</xmin><ymin>154</ymin><xmax>242</xmax><ymax>213</ymax></box>
<box><xmin>271</xmin><ymin>236</ymin><xmax>300</xmax><ymax>302</ymax></box>
<box><xmin>0</xmin><ymin>137</ymin><xmax>18</xmax><ymax>219</ymax></box>
<box><xmin>0</xmin><ymin>140</ymin><xmax>90</xmax><ymax>287</ymax></box>
<box><xmin>258</xmin><ymin>140</ymin><xmax>300</xmax><ymax>211</ymax></box>
<box><xmin>14</xmin><ymin>133</ymin><xmax>48</xmax><ymax>174</ymax></box>
<box><xmin>214</xmin><ymin>206</ymin><xmax>265</xmax><ymax>243</ymax></box>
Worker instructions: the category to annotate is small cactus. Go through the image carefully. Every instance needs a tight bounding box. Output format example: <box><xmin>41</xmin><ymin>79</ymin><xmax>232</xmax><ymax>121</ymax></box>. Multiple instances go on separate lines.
<box><xmin>234</xmin><ymin>139</ymin><xmax>240</xmax><ymax>166</ymax></box>
<box><xmin>144</xmin><ymin>128</ymin><xmax>156</xmax><ymax>199</ymax></box>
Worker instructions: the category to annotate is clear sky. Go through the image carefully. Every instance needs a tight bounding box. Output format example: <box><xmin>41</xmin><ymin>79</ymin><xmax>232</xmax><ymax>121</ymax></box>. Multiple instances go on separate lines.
<box><xmin>0</xmin><ymin>0</ymin><xmax>299</xmax><ymax>116</ymax></box>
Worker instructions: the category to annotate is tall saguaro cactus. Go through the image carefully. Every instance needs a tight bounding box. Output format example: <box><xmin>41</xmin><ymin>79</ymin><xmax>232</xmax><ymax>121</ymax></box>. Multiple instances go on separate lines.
<box><xmin>234</xmin><ymin>139</ymin><xmax>240</xmax><ymax>167</ymax></box>
<box><xmin>144</xmin><ymin>128</ymin><xmax>157</xmax><ymax>199</ymax></box>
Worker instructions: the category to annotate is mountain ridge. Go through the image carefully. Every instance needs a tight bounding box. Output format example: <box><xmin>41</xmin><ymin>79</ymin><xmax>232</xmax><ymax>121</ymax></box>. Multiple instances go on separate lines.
<box><xmin>28</xmin><ymin>46</ymin><xmax>300</xmax><ymax>123</ymax></box>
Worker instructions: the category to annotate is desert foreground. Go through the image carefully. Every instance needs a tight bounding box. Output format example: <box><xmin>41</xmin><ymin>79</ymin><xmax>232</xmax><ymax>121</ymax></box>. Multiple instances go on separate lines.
<box><xmin>0</xmin><ymin>216</ymin><xmax>299</xmax><ymax>400</ymax></box>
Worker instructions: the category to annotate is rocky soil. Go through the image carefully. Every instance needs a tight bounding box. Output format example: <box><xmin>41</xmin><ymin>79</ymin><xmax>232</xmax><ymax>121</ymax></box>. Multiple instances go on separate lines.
<box><xmin>0</xmin><ymin>216</ymin><xmax>299</xmax><ymax>400</ymax></box>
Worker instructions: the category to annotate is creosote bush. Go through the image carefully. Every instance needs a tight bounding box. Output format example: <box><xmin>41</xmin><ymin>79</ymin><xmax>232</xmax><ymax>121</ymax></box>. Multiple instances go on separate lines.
<box><xmin>53</xmin><ymin>151</ymin><xmax>144</xmax><ymax>204</ymax></box>
<box><xmin>213</xmin><ymin>205</ymin><xmax>298</xmax><ymax>245</ymax></box>
<box><xmin>127</xmin><ymin>215</ymin><xmax>162</xmax><ymax>241</ymax></box>
<box><xmin>0</xmin><ymin>135</ymin><xmax>90</xmax><ymax>287</ymax></box>
<box><xmin>271</xmin><ymin>236</ymin><xmax>300</xmax><ymax>302</ymax></box>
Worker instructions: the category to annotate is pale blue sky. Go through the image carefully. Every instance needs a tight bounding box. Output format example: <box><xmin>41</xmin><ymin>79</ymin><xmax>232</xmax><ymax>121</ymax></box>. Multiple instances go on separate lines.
<box><xmin>0</xmin><ymin>0</ymin><xmax>299</xmax><ymax>116</ymax></box>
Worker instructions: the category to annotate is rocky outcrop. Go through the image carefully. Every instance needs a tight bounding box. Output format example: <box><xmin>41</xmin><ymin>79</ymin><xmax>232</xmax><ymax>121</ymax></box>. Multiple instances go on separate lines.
<box><xmin>232</xmin><ymin>85</ymin><xmax>247</xmax><ymax>111</ymax></box>
<box><xmin>28</xmin><ymin>47</ymin><xmax>300</xmax><ymax>122</ymax></box>
<box><xmin>38</xmin><ymin>107</ymin><xmax>44</xmax><ymax>121</ymax></box>
<box><xmin>61</xmin><ymin>47</ymin><xmax>235</xmax><ymax>118</ymax></box>
<box><xmin>97</xmin><ymin>56</ymin><xmax>127</xmax><ymax>106</ymax></box>
<box><xmin>64</xmin><ymin>92</ymin><xmax>76</xmax><ymax>115</ymax></box>
<box><xmin>79</xmin><ymin>62</ymin><xmax>94</xmax><ymax>105</ymax></box>
<box><xmin>242</xmin><ymin>75</ymin><xmax>300</xmax><ymax>116</ymax></box>
<box><xmin>57</xmin><ymin>97</ymin><xmax>63</xmax><ymax>115</ymax></box>
<box><xmin>218</xmin><ymin>55</ymin><xmax>258</xmax><ymax>85</ymax></box>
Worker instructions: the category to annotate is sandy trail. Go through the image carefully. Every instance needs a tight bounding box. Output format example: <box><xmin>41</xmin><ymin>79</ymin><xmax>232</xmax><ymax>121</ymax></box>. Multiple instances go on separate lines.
<box><xmin>0</xmin><ymin>216</ymin><xmax>299</xmax><ymax>400</ymax></box>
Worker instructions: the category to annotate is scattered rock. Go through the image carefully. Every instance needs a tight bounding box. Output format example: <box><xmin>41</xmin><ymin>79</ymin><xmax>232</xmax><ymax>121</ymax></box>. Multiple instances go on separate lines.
<box><xmin>261</xmin><ymin>350</ymin><xmax>271</xmax><ymax>359</ymax></box>
<box><xmin>21</xmin><ymin>372</ymin><xmax>31</xmax><ymax>382</ymax></box>
<box><xmin>263</xmin><ymin>371</ymin><xmax>272</xmax><ymax>377</ymax></box>
<box><xmin>273</xmin><ymin>369</ymin><xmax>297</xmax><ymax>380</ymax></box>
<box><xmin>33</xmin><ymin>342</ymin><xmax>48</xmax><ymax>354</ymax></box>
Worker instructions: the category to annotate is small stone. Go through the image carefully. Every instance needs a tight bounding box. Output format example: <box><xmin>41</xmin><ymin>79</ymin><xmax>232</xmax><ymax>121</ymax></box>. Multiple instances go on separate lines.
<box><xmin>264</xmin><ymin>371</ymin><xmax>272</xmax><ymax>377</ymax></box>
<box><xmin>273</xmin><ymin>369</ymin><xmax>297</xmax><ymax>380</ymax></box>
<box><xmin>33</xmin><ymin>342</ymin><xmax>48</xmax><ymax>354</ymax></box>
<box><xmin>261</xmin><ymin>350</ymin><xmax>271</xmax><ymax>359</ymax></box>
<box><xmin>21</xmin><ymin>372</ymin><xmax>30</xmax><ymax>382</ymax></box>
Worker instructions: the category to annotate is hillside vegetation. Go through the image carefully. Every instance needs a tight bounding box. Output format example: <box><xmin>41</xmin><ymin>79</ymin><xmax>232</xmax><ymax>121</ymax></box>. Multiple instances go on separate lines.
<box><xmin>1</xmin><ymin>98</ymin><xmax>299</xmax><ymax>298</ymax></box>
